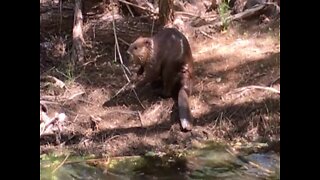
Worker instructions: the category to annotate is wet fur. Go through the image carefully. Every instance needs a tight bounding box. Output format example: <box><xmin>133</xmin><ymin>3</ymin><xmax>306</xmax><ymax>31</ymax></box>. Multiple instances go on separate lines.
<box><xmin>127</xmin><ymin>28</ymin><xmax>194</xmax><ymax>131</ymax></box>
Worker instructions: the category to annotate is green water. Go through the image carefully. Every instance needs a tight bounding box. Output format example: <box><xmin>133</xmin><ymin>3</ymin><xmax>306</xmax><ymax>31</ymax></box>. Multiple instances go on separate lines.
<box><xmin>40</xmin><ymin>142</ymin><xmax>279</xmax><ymax>180</ymax></box>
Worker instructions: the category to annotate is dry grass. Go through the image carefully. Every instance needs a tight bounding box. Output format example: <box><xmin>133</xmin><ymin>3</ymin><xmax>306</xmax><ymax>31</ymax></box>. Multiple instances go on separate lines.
<box><xmin>40</xmin><ymin>17</ymin><xmax>280</xmax><ymax>156</ymax></box>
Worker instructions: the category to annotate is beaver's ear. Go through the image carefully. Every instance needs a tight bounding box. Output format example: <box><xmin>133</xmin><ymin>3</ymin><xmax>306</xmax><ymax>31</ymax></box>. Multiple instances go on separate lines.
<box><xmin>144</xmin><ymin>39</ymin><xmax>151</xmax><ymax>46</ymax></box>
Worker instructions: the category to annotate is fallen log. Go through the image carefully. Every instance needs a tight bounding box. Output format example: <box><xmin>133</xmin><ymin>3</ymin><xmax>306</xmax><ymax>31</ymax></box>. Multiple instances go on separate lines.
<box><xmin>228</xmin><ymin>3</ymin><xmax>280</xmax><ymax>22</ymax></box>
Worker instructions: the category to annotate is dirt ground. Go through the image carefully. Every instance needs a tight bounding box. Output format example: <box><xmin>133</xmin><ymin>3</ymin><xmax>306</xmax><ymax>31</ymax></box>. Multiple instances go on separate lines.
<box><xmin>40</xmin><ymin>16</ymin><xmax>280</xmax><ymax>157</ymax></box>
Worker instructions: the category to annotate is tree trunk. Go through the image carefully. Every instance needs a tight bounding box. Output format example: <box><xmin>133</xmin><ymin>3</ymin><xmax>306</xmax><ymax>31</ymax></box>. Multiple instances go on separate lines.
<box><xmin>158</xmin><ymin>0</ymin><xmax>174</xmax><ymax>27</ymax></box>
<box><xmin>71</xmin><ymin>0</ymin><xmax>85</xmax><ymax>63</ymax></box>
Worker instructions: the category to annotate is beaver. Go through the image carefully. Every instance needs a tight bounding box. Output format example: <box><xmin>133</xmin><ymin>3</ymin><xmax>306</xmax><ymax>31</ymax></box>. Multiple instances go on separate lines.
<box><xmin>127</xmin><ymin>28</ymin><xmax>194</xmax><ymax>131</ymax></box>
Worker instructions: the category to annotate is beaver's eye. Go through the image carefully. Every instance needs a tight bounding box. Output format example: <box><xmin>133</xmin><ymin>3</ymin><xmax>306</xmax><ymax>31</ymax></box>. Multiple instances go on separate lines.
<box><xmin>134</xmin><ymin>46</ymin><xmax>138</xmax><ymax>50</ymax></box>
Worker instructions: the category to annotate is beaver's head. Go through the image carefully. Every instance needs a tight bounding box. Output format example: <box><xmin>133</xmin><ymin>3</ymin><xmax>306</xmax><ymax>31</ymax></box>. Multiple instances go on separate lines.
<box><xmin>127</xmin><ymin>37</ymin><xmax>153</xmax><ymax>66</ymax></box>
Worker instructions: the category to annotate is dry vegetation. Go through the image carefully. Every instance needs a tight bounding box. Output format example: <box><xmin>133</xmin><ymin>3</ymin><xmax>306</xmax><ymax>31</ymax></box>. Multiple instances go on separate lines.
<box><xmin>40</xmin><ymin>0</ymin><xmax>280</xmax><ymax>157</ymax></box>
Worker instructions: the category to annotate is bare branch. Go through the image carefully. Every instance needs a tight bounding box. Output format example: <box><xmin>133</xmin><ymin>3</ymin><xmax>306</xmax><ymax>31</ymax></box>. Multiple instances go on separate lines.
<box><xmin>68</xmin><ymin>91</ymin><xmax>85</xmax><ymax>100</ymax></box>
<box><xmin>200</xmin><ymin>31</ymin><xmax>215</xmax><ymax>39</ymax></box>
<box><xmin>126</xmin><ymin>4</ymin><xmax>135</xmax><ymax>17</ymax></box>
<box><xmin>132</xmin><ymin>88</ymin><xmax>146</xmax><ymax>109</ymax></box>
<box><xmin>111</xmin><ymin>3</ymin><xmax>145</xmax><ymax>109</ymax></box>
<box><xmin>226</xmin><ymin>85</ymin><xmax>280</xmax><ymax>96</ymax></box>
<box><xmin>118</xmin><ymin>0</ymin><xmax>157</xmax><ymax>15</ymax></box>
<box><xmin>111</xmin><ymin>5</ymin><xmax>132</xmax><ymax>80</ymax></box>
<box><xmin>109</xmin><ymin>82</ymin><xmax>130</xmax><ymax>100</ymax></box>
<box><xmin>118</xmin><ymin>37</ymin><xmax>130</xmax><ymax>46</ymax></box>
<box><xmin>52</xmin><ymin>154</ymin><xmax>70</xmax><ymax>173</ymax></box>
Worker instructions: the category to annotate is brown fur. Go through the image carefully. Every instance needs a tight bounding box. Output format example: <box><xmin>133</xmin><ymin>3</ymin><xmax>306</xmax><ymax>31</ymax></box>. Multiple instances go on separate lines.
<box><xmin>127</xmin><ymin>28</ymin><xmax>194</xmax><ymax>131</ymax></box>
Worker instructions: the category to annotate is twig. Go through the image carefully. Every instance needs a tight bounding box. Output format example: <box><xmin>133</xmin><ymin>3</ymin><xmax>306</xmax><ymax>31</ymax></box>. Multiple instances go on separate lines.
<box><xmin>226</xmin><ymin>85</ymin><xmax>280</xmax><ymax>95</ymax></box>
<box><xmin>200</xmin><ymin>31</ymin><xmax>215</xmax><ymax>39</ymax></box>
<box><xmin>72</xmin><ymin>114</ymin><xmax>79</xmax><ymax>123</ymax></box>
<box><xmin>59</xmin><ymin>0</ymin><xmax>62</xmax><ymax>34</ymax></box>
<box><xmin>132</xmin><ymin>89</ymin><xmax>145</xmax><ymax>109</ymax></box>
<box><xmin>68</xmin><ymin>91</ymin><xmax>85</xmax><ymax>100</ymax></box>
<box><xmin>120</xmin><ymin>56</ymin><xmax>132</xmax><ymax>76</ymax></box>
<box><xmin>269</xmin><ymin>76</ymin><xmax>280</xmax><ymax>86</ymax></box>
<box><xmin>175</xmin><ymin>11</ymin><xmax>217</xmax><ymax>19</ymax></box>
<box><xmin>106</xmin><ymin>135</ymin><xmax>120</xmax><ymax>142</ymax></box>
<box><xmin>126</xmin><ymin>4</ymin><xmax>134</xmax><ymax>17</ymax></box>
<box><xmin>52</xmin><ymin>154</ymin><xmax>70</xmax><ymax>173</ymax></box>
<box><xmin>78</xmin><ymin>99</ymin><xmax>95</xmax><ymax>105</ymax></box>
<box><xmin>175</xmin><ymin>11</ymin><xmax>200</xmax><ymax>18</ymax></box>
<box><xmin>227</xmin><ymin>4</ymin><xmax>267</xmax><ymax>22</ymax></box>
<box><xmin>111</xmin><ymin>5</ymin><xmax>132</xmax><ymax>81</ymax></box>
<box><xmin>114</xmin><ymin>43</ymin><xmax>117</xmax><ymax>63</ymax></box>
<box><xmin>110</xmin><ymin>82</ymin><xmax>130</xmax><ymax>100</ymax></box>
<box><xmin>151</xmin><ymin>18</ymin><xmax>155</xmax><ymax>36</ymax></box>
<box><xmin>40</xmin><ymin>95</ymin><xmax>57</xmax><ymax>101</ymax></box>
<box><xmin>105</xmin><ymin>169</ymin><xmax>127</xmax><ymax>178</ymax></box>
<box><xmin>107</xmin><ymin>82</ymin><xmax>146</xmax><ymax>110</ymax></box>
<box><xmin>59</xmin><ymin>134</ymin><xmax>76</xmax><ymax>146</ymax></box>
<box><xmin>41</xmin><ymin>75</ymin><xmax>66</xmax><ymax>89</ymax></box>
<box><xmin>138</xmin><ymin>111</ymin><xmax>143</xmax><ymax>127</ymax></box>
<box><xmin>40</xmin><ymin>100</ymin><xmax>60</xmax><ymax>105</ymax></box>
<box><xmin>111</xmin><ymin>4</ymin><xmax>145</xmax><ymax>109</ymax></box>
<box><xmin>63</xmin><ymin>157</ymin><xmax>110</xmax><ymax>165</ymax></box>
<box><xmin>82</xmin><ymin>53</ymin><xmax>108</xmax><ymax>66</ymax></box>
<box><xmin>103</xmin><ymin>109</ymin><xmax>138</xmax><ymax>115</ymax></box>
<box><xmin>55</xmin><ymin>69</ymin><xmax>71</xmax><ymax>79</ymax></box>
<box><xmin>118</xmin><ymin>0</ymin><xmax>157</xmax><ymax>15</ymax></box>
<box><xmin>226</xmin><ymin>148</ymin><xmax>274</xmax><ymax>174</ymax></box>
<box><xmin>118</xmin><ymin>37</ymin><xmax>130</xmax><ymax>46</ymax></box>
